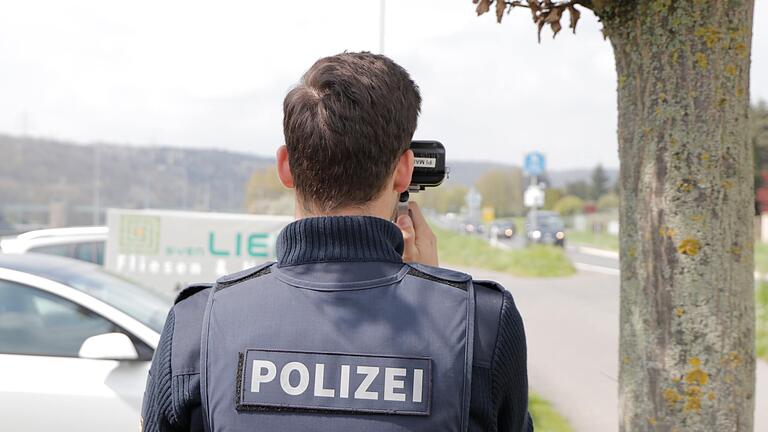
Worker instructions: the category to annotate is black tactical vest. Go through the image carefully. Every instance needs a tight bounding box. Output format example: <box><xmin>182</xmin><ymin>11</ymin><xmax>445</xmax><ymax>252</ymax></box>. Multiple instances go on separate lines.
<box><xmin>195</xmin><ymin>261</ymin><xmax>477</xmax><ymax>432</ymax></box>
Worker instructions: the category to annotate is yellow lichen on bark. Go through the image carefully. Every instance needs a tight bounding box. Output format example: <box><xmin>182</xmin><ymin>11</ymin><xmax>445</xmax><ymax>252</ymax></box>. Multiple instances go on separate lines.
<box><xmin>694</xmin><ymin>26</ymin><xmax>722</xmax><ymax>48</ymax></box>
<box><xmin>695</xmin><ymin>52</ymin><xmax>708</xmax><ymax>69</ymax></box>
<box><xmin>686</xmin><ymin>367</ymin><xmax>709</xmax><ymax>386</ymax></box>
<box><xmin>664</xmin><ymin>388</ymin><xmax>683</xmax><ymax>406</ymax></box>
<box><xmin>685</xmin><ymin>386</ymin><xmax>703</xmax><ymax>413</ymax></box>
<box><xmin>733</xmin><ymin>43</ymin><xmax>747</xmax><ymax>57</ymax></box>
<box><xmin>677</xmin><ymin>238</ymin><xmax>701</xmax><ymax>256</ymax></box>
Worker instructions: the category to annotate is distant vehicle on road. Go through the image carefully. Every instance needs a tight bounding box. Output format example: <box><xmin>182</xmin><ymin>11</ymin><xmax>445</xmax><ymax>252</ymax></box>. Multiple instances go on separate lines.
<box><xmin>490</xmin><ymin>219</ymin><xmax>517</xmax><ymax>239</ymax></box>
<box><xmin>0</xmin><ymin>253</ymin><xmax>170</xmax><ymax>432</ymax></box>
<box><xmin>0</xmin><ymin>226</ymin><xmax>107</xmax><ymax>265</ymax></box>
<box><xmin>525</xmin><ymin>211</ymin><xmax>566</xmax><ymax>247</ymax></box>
<box><xmin>460</xmin><ymin>219</ymin><xmax>484</xmax><ymax>235</ymax></box>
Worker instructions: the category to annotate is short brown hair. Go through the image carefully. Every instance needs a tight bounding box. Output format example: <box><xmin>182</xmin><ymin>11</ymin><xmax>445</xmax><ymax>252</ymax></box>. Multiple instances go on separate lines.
<box><xmin>283</xmin><ymin>52</ymin><xmax>421</xmax><ymax>212</ymax></box>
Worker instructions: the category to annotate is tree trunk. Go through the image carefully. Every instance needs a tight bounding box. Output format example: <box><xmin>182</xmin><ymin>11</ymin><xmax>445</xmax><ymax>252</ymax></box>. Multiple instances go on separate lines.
<box><xmin>600</xmin><ymin>1</ymin><xmax>756</xmax><ymax>430</ymax></box>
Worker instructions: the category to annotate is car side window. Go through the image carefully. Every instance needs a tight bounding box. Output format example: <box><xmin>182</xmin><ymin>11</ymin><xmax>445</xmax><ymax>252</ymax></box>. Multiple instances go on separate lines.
<box><xmin>0</xmin><ymin>279</ymin><xmax>118</xmax><ymax>357</ymax></box>
<box><xmin>28</xmin><ymin>243</ymin><xmax>74</xmax><ymax>259</ymax></box>
<box><xmin>74</xmin><ymin>241</ymin><xmax>105</xmax><ymax>265</ymax></box>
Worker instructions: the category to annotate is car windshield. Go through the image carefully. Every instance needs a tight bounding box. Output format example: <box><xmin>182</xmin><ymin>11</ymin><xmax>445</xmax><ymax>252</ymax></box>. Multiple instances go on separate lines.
<box><xmin>535</xmin><ymin>214</ymin><xmax>565</xmax><ymax>230</ymax></box>
<box><xmin>59</xmin><ymin>270</ymin><xmax>172</xmax><ymax>334</ymax></box>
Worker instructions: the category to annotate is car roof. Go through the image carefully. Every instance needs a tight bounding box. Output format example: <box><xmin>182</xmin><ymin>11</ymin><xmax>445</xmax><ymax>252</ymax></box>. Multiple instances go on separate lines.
<box><xmin>16</xmin><ymin>226</ymin><xmax>108</xmax><ymax>240</ymax></box>
<box><xmin>0</xmin><ymin>252</ymin><xmax>105</xmax><ymax>285</ymax></box>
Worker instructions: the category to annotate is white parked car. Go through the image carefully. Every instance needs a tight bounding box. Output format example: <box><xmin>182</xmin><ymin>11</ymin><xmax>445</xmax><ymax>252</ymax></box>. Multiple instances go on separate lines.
<box><xmin>0</xmin><ymin>226</ymin><xmax>108</xmax><ymax>265</ymax></box>
<box><xmin>0</xmin><ymin>253</ymin><xmax>171</xmax><ymax>432</ymax></box>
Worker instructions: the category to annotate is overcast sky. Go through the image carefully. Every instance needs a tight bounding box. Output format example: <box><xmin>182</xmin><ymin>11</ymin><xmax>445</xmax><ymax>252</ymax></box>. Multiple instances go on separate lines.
<box><xmin>1</xmin><ymin>1</ymin><xmax>766</xmax><ymax>170</ymax></box>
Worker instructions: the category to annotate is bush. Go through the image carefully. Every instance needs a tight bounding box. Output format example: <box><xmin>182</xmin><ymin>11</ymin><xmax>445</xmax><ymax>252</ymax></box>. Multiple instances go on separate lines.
<box><xmin>553</xmin><ymin>195</ymin><xmax>584</xmax><ymax>216</ymax></box>
<box><xmin>597</xmin><ymin>193</ymin><xmax>620</xmax><ymax>210</ymax></box>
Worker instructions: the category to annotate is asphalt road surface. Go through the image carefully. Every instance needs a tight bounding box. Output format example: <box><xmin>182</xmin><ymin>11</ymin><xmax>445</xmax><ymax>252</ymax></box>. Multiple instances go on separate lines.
<box><xmin>456</xmin><ymin>264</ymin><xmax>768</xmax><ymax>432</ymax></box>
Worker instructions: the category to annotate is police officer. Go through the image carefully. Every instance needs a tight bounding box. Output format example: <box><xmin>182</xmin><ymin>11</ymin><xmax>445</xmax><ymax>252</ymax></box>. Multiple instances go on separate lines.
<box><xmin>141</xmin><ymin>52</ymin><xmax>532</xmax><ymax>432</ymax></box>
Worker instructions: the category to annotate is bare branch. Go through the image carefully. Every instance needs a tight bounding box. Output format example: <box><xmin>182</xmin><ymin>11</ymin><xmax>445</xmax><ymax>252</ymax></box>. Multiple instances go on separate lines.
<box><xmin>477</xmin><ymin>0</ymin><xmax>592</xmax><ymax>42</ymax></box>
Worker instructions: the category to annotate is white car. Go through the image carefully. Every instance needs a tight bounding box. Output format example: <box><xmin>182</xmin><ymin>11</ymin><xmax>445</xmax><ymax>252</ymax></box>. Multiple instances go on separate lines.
<box><xmin>0</xmin><ymin>226</ymin><xmax>108</xmax><ymax>265</ymax></box>
<box><xmin>0</xmin><ymin>253</ymin><xmax>171</xmax><ymax>432</ymax></box>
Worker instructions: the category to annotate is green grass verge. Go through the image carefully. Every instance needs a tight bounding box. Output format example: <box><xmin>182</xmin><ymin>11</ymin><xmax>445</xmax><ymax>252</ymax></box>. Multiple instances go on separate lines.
<box><xmin>529</xmin><ymin>392</ymin><xmax>575</xmax><ymax>432</ymax></box>
<box><xmin>434</xmin><ymin>228</ymin><xmax>575</xmax><ymax>278</ymax></box>
<box><xmin>565</xmin><ymin>230</ymin><xmax>619</xmax><ymax>251</ymax></box>
<box><xmin>755</xmin><ymin>243</ymin><xmax>768</xmax><ymax>274</ymax></box>
<box><xmin>758</xmin><ymin>282</ymin><xmax>768</xmax><ymax>362</ymax></box>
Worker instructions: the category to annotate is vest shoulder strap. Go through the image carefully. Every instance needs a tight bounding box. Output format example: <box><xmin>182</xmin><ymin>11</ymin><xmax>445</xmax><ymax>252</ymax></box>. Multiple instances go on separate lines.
<box><xmin>407</xmin><ymin>263</ymin><xmax>471</xmax><ymax>289</ymax></box>
<box><xmin>215</xmin><ymin>261</ymin><xmax>275</xmax><ymax>287</ymax></box>
<box><xmin>472</xmin><ymin>279</ymin><xmax>505</xmax><ymax>369</ymax></box>
<box><xmin>175</xmin><ymin>283</ymin><xmax>214</xmax><ymax>305</ymax></box>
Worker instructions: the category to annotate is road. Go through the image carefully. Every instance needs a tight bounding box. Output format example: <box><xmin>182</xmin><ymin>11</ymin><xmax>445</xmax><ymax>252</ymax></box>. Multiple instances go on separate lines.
<box><xmin>457</xmin><ymin>248</ymin><xmax>768</xmax><ymax>431</ymax></box>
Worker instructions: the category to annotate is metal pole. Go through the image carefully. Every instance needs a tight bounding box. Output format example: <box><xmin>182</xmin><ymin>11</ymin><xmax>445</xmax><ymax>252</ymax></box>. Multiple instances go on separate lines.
<box><xmin>530</xmin><ymin>175</ymin><xmax>538</xmax><ymax>234</ymax></box>
<box><xmin>143</xmin><ymin>174</ymin><xmax>150</xmax><ymax>209</ymax></box>
<box><xmin>93</xmin><ymin>144</ymin><xmax>101</xmax><ymax>225</ymax></box>
<box><xmin>379</xmin><ymin>0</ymin><xmax>386</xmax><ymax>54</ymax></box>
<box><xmin>20</xmin><ymin>112</ymin><xmax>29</xmax><ymax>137</ymax></box>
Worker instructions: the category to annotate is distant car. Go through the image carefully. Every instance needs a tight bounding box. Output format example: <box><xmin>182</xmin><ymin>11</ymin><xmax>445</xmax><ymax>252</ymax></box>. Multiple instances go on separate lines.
<box><xmin>490</xmin><ymin>219</ymin><xmax>517</xmax><ymax>239</ymax></box>
<box><xmin>460</xmin><ymin>219</ymin><xmax>484</xmax><ymax>235</ymax></box>
<box><xmin>0</xmin><ymin>226</ymin><xmax>107</xmax><ymax>265</ymax></box>
<box><xmin>525</xmin><ymin>211</ymin><xmax>566</xmax><ymax>247</ymax></box>
<box><xmin>0</xmin><ymin>253</ymin><xmax>171</xmax><ymax>432</ymax></box>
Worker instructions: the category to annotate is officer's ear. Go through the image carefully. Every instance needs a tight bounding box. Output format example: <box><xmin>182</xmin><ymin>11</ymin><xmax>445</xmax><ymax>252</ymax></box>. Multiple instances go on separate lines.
<box><xmin>276</xmin><ymin>145</ymin><xmax>295</xmax><ymax>189</ymax></box>
<box><xmin>393</xmin><ymin>149</ymin><xmax>414</xmax><ymax>193</ymax></box>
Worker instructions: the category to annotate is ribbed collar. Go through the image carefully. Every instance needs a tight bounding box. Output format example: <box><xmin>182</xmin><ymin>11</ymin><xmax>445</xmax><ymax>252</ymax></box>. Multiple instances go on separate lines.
<box><xmin>275</xmin><ymin>216</ymin><xmax>404</xmax><ymax>267</ymax></box>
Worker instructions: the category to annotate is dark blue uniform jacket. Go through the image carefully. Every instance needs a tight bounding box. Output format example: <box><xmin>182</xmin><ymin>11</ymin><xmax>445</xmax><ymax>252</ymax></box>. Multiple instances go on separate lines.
<box><xmin>141</xmin><ymin>216</ymin><xmax>533</xmax><ymax>432</ymax></box>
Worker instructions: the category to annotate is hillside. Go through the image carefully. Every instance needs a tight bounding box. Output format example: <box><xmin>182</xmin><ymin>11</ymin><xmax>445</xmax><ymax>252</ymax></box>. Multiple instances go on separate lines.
<box><xmin>0</xmin><ymin>133</ymin><xmax>612</xmax><ymax>227</ymax></box>
<box><xmin>0</xmin><ymin>134</ymin><xmax>272</xmax><ymax>217</ymax></box>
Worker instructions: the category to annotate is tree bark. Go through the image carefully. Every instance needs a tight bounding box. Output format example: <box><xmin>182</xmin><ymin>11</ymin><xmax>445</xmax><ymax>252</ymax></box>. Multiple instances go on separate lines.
<box><xmin>598</xmin><ymin>1</ymin><xmax>756</xmax><ymax>430</ymax></box>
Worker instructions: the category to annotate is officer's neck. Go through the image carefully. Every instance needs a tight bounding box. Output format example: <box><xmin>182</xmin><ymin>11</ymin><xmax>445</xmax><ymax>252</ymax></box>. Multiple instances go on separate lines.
<box><xmin>293</xmin><ymin>193</ymin><xmax>397</xmax><ymax>221</ymax></box>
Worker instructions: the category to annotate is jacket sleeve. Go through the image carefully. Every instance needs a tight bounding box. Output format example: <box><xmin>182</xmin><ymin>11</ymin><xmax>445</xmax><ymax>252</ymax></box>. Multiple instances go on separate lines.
<box><xmin>492</xmin><ymin>290</ymin><xmax>534</xmax><ymax>432</ymax></box>
<box><xmin>141</xmin><ymin>308</ymin><xmax>200</xmax><ymax>432</ymax></box>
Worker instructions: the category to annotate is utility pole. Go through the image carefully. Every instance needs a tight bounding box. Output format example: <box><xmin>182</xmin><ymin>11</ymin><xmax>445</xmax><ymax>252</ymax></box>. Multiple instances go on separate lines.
<box><xmin>379</xmin><ymin>0</ymin><xmax>386</xmax><ymax>54</ymax></box>
<box><xmin>20</xmin><ymin>112</ymin><xmax>30</xmax><ymax>137</ymax></box>
<box><xmin>93</xmin><ymin>144</ymin><xmax>101</xmax><ymax>225</ymax></box>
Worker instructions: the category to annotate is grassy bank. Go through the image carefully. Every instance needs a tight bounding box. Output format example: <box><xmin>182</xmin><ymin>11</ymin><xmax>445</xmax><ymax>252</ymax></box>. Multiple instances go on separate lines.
<box><xmin>758</xmin><ymin>282</ymin><xmax>768</xmax><ymax>362</ymax></box>
<box><xmin>434</xmin><ymin>228</ymin><xmax>575</xmax><ymax>278</ymax></box>
<box><xmin>565</xmin><ymin>230</ymin><xmax>619</xmax><ymax>251</ymax></box>
<box><xmin>530</xmin><ymin>393</ymin><xmax>575</xmax><ymax>432</ymax></box>
<box><xmin>755</xmin><ymin>243</ymin><xmax>768</xmax><ymax>274</ymax></box>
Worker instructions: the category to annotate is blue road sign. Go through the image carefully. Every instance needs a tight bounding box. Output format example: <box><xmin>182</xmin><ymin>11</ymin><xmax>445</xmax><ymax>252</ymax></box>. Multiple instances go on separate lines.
<box><xmin>524</xmin><ymin>152</ymin><xmax>546</xmax><ymax>177</ymax></box>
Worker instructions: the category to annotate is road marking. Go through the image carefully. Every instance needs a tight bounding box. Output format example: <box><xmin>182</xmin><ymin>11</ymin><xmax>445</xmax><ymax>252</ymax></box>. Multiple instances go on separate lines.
<box><xmin>570</xmin><ymin>247</ymin><xmax>768</xmax><ymax>282</ymax></box>
<box><xmin>492</xmin><ymin>240</ymin><xmax>512</xmax><ymax>251</ymax></box>
<box><xmin>573</xmin><ymin>262</ymin><xmax>620</xmax><ymax>276</ymax></box>
<box><xmin>568</xmin><ymin>245</ymin><xmax>619</xmax><ymax>259</ymax></box>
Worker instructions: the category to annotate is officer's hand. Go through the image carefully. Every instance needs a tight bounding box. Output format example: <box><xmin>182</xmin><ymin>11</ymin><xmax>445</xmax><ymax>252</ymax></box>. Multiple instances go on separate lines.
<box><xmin>396</xmin><ymin>202</ymin><xmax>439</xmax><ymax>267</ymax></box>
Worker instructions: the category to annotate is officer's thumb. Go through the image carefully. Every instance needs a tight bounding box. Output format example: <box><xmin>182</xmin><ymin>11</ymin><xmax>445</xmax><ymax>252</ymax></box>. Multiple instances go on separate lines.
<box><xmin>396</xmin><ymin>214</ymin><xmax>417</xmax><ymax>261</ymax></box>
